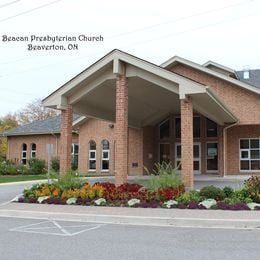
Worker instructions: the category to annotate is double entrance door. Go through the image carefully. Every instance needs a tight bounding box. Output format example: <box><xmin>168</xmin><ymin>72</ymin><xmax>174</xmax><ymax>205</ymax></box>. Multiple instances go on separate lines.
<box><xmin>159</xmin><ymin>143</ymin><xmax>201</xmax><ymax>174</ymax></box>
<box><xmin>159</xmin><ymin>142</ymin><xmax>219</xmax><ymax>174</ymax></box>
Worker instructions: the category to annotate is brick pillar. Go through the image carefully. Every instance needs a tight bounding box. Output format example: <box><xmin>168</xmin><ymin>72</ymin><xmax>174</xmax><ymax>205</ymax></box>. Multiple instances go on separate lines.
<box><xmin>115</xmin><ymin>75</ymin><xmax>128</xmax><ymax>186</ymax></box>
<box><xmin>180</xmin><ymin>97</ymin><xmax>193</xmax><ymax>189</ymax></box>
<box><xmin>218</xmin><ymin>125</ymin><xmax>224</xmax><ymax>177</ymax></box>
<box><xmin>60</xmin><ymin>104</ymin><xmax>73</xmax><ymax>175</ymax></box>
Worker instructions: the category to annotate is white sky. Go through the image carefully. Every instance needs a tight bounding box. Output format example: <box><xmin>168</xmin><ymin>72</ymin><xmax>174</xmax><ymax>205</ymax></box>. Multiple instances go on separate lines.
<box><xmin>0</xmin><ymin>0</ymin><xmax>259</xmax><ymax>117</ymax></box>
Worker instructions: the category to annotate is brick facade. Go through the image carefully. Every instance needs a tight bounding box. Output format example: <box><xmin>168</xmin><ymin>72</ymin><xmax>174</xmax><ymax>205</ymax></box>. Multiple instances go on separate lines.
<box><xmin>60</xmin><ymin>104</ymin><xmax>73</xmax><ymax>174</ymax></box>
<box><xmin>180</xmin><ymin>97</ymin><xmax>194</xmax><ymax>188</ymax></box>
<box><xmin>114</xmin><ymin>75</ymin><xmax>128</xmax><ymax>185</ymax></box>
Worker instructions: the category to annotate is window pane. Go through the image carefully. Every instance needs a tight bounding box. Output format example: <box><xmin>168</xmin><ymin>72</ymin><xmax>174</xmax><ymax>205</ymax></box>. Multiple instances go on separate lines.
<box><xmin>250</xmin><ymin>139</ymin><xmax>259</xmax><ymax>149</ymax></box>
<box><xmin>193</xmin><ymin>161</ymin><xmax>200</xmax><ymax>171</ymax></box>
<box><xmin>102</xmin><ymin>140</ymin><xmax>109</xmax><ymax>150</ymax></box>
<box><xmin>251</xmin><ymin>160</ymin><xmax>260</xmax><ymax>170</ymax></box>
<box><xmin>193</xmin><ymin>145</ymin><xmax>200</xmax><ymax>158</ymax></box>
<box><xmin>103</xmin><ymin>151</ymin><xmax>109</xmax><ymax>159</ymax></box>
<box><xmin>102</xmin><ymin>160</ymin><xmax>109</xmax><ymax>170</ymax></box>
<box><xmin>206</xmin><ymin>119</ymin><xmax>217</xmax><ymax>137</ymax></box>
<box><xmin>90</xmin><ymin>151</ymin><xmax>95</xmax><ymax>159</ymax></box>
<box><xmin>176</xmin><ymin>145</ymin><xmax>181</xmax><ymax>158</ymax></box>
<box><xmin>241</xmin><ymin>150</ymin><xmax>249</xmax><ymax>159</ymax></box>
<box><xmin>251</xmin><ymin>150</ymin><xmax>260</xmax><ymax>159</ymax></box>
<box><xmin>31</xmin><ymin>143</ymin><xmax>36</xmax><ymax>150</ymax></box>
<box><xmin>175</xmin><ymin>118</ymin><xmax>181</xmax><ymax>138</ymax></box>
<box><xmin>89</xmin><ymin>140</ymin><xmax>96</xmax><ymax>150</ymax></box>
<box><xmin>193</xmin><ymin>117</ymin><xmax>200</xmax><ymax>138</ymax></box>
<box><xmin>159</xmin><ymin>144</ymin><xmax>170</xmax><ymax>163</ymax></box>
<box><xmin>240</xmin><ymin>139</ymin><xmax>249</xmax><ymax>149</ymax></box>
<box><xmin>22</xmin><ymin>159</ymin><xmax>26</xmax><ymax>165</ymax></box>
<box><xmin>22</xmin><ymin>152</ymin><xmax>26</xmax><ymax>157</ymax></box>
<box><xmin>160</xmin><ymin>120</ymin><xmax>170</xmax><ymax>139</ymax></box>
<box><xmin>74</xmin><ymin>144</ymin><xmax>79</xmax><ymax>154</ymax></box>
<box><xmin>22</xmin><ymin>144</ymin><xmax>27</xmax><ymax>150</ymax></box>
<box><xmin>240</xmin><ymin>160</ymin><xmax>249</xmax><ymax>170</ymax></box>
<box><xmin>89</xmin><ymin>160</ymin><xmax>96</xmax><ymax>170</ymax></box>
<box><xmin>31</xmin><ymin>152</ymin><xmax>36</xmax><ymax>158</ymax></box>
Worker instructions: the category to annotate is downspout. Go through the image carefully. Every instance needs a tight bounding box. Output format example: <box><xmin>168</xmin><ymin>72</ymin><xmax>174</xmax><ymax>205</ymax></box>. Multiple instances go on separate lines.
<box><xmin>223</xmin><ymin>121</ymin><xmax>239</xmax><ymax>177</ymax></box>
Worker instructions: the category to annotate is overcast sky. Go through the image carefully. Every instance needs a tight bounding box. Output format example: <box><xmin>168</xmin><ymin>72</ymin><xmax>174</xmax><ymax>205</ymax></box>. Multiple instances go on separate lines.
<box><xmin>0</xmin><ymin>0</ymin><xmax>259</xmax><ymax>117</ymax></box>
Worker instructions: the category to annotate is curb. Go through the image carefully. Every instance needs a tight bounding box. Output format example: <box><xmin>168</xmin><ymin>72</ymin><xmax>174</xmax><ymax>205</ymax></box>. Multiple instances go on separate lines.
<box><xmin>0</xmin><ymin>206</ymin><xmax>260</xmax><ymax>230</ymax></box>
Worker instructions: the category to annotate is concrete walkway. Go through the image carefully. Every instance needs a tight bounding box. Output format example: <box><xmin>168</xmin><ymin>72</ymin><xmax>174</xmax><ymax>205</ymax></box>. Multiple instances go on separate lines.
<box><xmin>0</xmin><ymin>201</ymin><xmax>259</xmax><ymax>230</ymax></box>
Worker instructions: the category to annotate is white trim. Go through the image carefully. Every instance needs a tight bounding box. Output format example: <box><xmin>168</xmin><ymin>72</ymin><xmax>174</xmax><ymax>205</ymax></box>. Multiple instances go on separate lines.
<box><xmin>202</xmin><ymin>60</ymin><xmax>235</xmax><ymax>75</ymax></box>
<box><xmin>88</xmin><ymin>140</ymin><xmax>96</xmax><ymax>171</ymax></box>
<box><xmin>239</xmin><ymin>138</ymin><xmax>260</xmax><ymax>172</ymax></box>
<box><xmin>161</xmin><ymin>55</ymin><xmax>260</xmax><ymax>95</ymax></box>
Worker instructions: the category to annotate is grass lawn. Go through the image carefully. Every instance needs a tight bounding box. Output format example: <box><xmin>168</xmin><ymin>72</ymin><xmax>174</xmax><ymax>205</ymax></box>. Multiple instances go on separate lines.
<box><xmin>0</xmin><ymin>175</ymin><xmax>47</xmax><ymax>184</ymax></box>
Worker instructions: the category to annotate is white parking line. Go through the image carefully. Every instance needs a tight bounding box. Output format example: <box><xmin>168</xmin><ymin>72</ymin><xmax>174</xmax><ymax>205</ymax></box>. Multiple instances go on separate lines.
<box><xmin>9</xmin><ymin>219</ymin><xmax>107</xmax><ymax>236</ymax></box>
<box><xmin>0</xmin><ymin>194</ymin><xmax>22</xmax><ymax>207</ymax></box>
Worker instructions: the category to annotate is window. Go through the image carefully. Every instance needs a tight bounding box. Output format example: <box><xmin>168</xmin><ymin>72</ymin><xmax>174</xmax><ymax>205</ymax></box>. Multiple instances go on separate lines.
<box><xmin>159</xmin><ymin>120</ymin><xmax>170</xmax><ymax>139</ymax></box>
<box><xmin>30</xmin><ymin>143</ymin><xmax>36</xmax><ymax>158</ymax></box>
<box><xmin>21</xmin><ymin>143</ymin><xmax>27</xmax><ymax>164</ymax></box>
<box><xmin>71</xmin><ymin>143</ymin><xmax>79</xmax><ymax>169</ymax></box>
<box><xmin>175</xmin><ymin>117</ymin><xmax>201</xmax><ymax>138</ymax></box>
<box><xmin>206</xmin><ymin>118</ymin><xmax>218</xmax><ymax>137</ymax></box>
<box><xmin>88</xmin><ymin>140</ymin><xmax>96</xmax><ymax>171</ymax></box>
<box><xmin>240</xmin><ymin>139</ymin><xmax>260</xmax><ymax>171</ymax></box>
<box><xmin>193</xmin><ymin>117</ymin><xmax>201</xmax><ymax>138</ymax></box>
<box><xmin>101</xmin><ymin>139</ymin><xmax>109</xmax><ymax>171</ymax></box>
<box><xmin>175</xmin><ymin>118</ymin><xmax>181</xmax><ymax>138</ymax></box>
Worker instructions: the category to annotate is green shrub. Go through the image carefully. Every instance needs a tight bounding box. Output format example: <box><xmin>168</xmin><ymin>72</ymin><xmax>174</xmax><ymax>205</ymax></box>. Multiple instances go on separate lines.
<box><xmin>53</xmin><ymin>170</ymin><xmax>82</xmax><ymax>191</ymax></box>
<box><xmin>145</xmin><ymin>162</ymin><xmax>182</xmax><ymax>191</ymax></box>
<box><xmin>51</xmin><ymin>157</ymin><xmax>60</xmax><ymax>172</ymax></box>
<box><xmin>176</xmin><ymin>190</ymin><xmax>201</xmax><ymax>203</ymax></box>
<box><xmin>223</xmin><ymin>186</ymin><xmax>234</xmax><ymax>198</ymax></box>
<box><xmin>244</xmin><ymin>176</ymin><xmax>260</xmax><ymax>203</ymax></box>
<box><xmin>28</xmin><ymin>159</ymin><xmax>46</xmax><ymax>175</ymax></box>
<box><xmin>232</xmin><ymin>188</ymin><xmax>252</xmax><ymax>203</ymax></box>
<box><xmin>199</xmin><ymin>185</ymin><xmax>225</xmax><ymax>201</ymax></box>
<box><xmin>0</xmin><ymin>160</ymin><xmax>29</xmax><ymax>175</ymax></box>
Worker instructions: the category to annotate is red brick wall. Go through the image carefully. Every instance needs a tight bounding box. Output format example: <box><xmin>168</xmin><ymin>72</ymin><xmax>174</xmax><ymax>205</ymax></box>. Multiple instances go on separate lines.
<box><xmin>226</xmin><ymin>125</ymin><xmax>260</xmax><ymax>174</ymax></box>
<box><xmin>78</xmin><ymin>118</ymin><xmax>143</xmax><ymax>175</ymax></box>
<box><xmin>170</xmin><ymin>64</ymin><xmax>260</xmax><ymax>124</ymax></box>
<box><xmin>7</xmin><ymin>133</ymin><xmax>79</xmax><ymax>163</ymax></box>
<box><xmin>7</xmin><ymin>134</ymin><xmax>60</xmax><ymax>163</ymax></box>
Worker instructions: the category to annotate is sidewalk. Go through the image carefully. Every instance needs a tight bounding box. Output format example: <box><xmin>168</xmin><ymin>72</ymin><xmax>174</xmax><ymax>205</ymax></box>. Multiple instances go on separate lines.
<box><xmin>0</xmin><ymin>202</ymin><xmax>260</xmax><ymax>230</ymax></box>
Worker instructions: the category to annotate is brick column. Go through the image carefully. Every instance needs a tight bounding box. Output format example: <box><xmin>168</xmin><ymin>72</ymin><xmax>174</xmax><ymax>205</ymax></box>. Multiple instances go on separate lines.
<box><xmin>115</xmin><ymin>75</ymin><xmax>128</xmax><ymax>186</ymax></box>
<box><xmin>180</xmin><ymin>97</ymin><xmax>193</xmax><ymax>189</ymax></box>
<box><xmin>60</xmin><ymin>104</ymin><xmax>73</xmax><ymax>175</ymax></box>
<box><xmin>218</xmin><ymin>125</ymin><xmax>224</xmax><ymax>177</ymax></box>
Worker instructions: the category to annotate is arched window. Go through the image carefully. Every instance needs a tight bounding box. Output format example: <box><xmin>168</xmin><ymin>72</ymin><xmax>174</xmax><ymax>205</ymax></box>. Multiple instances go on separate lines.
<box><xmin>101</xmin><ymin>139</ymin><xmax>109</xmax><ymax>171</ymax></box>
<box><xmin>88</xmin><ymin>140</ymin><xmax>96</xmax><ymax>171</ymax></box>
<box><xmin>21</xmin><ymin>143</ymin><xmax>27</xmax><ymax>164</ymax></box>
<box><xmin>31</xmin><ymin>143</ymin><xmax>36</xmax><ymax>158</ymax></box>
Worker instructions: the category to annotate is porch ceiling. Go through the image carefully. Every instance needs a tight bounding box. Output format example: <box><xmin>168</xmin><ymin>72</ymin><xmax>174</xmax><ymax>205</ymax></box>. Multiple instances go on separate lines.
<box><xmin>73</xmin><ymin>77</ymin><xmax>180</xmax><ymax>127</ymax></box>
<box><xmin>43</xmin><ymin>49</ymin><xmax>238</xmax><ymax>127</ymax></box>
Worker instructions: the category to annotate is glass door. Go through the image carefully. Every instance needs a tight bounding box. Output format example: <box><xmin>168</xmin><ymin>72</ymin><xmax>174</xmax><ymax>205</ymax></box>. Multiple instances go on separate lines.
<box><xmin>175</xmin><ymin>143</ymin><xmax>201</xmax><ymax>174</ymax></box>
<box><xmin>206</xmin><ymin>142</ymin><xmax>218</xmax><ymax>172</ymax></box>
<box><xmin>159</xmin><ymin>143</ymin><xmax>170</xmax><ymax>164</ymax></box>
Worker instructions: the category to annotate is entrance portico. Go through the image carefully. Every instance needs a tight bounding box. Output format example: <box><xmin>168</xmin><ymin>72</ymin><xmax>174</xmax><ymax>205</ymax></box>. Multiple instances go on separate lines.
<box><xmin>43</xmin><ymin>49</ymin><xmax>237</xmax><ymax>188</ymax></box>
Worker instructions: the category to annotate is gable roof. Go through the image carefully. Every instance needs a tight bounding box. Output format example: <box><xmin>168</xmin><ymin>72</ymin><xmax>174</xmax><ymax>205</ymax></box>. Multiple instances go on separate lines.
<box><xmin>161</xmin><ymin>56</ymin><xmax>260</xmax><ymax>95</ymax></box>
<box><xmin>236</xmin><ymin>69</ymin><xmax>260</xmax><ymax>89</ymax></box>
<box><xmin>2</xmin><ymin>114</ymin><xmax>82</xmax><ymax>137</ymax></box>
<box><xmin>203</xmin><ymin>60</ymin><xmax>236</xmax><ymax>75</ymax></box>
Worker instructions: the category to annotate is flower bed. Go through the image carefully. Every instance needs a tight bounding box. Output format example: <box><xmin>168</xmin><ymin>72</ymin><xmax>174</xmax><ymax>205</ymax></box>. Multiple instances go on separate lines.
<box><xmin>17</xmin><ymin>175</ymin><xmax>260</xmax><ymax>210</ymax></box>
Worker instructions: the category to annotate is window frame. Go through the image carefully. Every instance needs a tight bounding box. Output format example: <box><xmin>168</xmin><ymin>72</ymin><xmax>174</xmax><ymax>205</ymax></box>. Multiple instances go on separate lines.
<box><xmin>239</xmin><ymin>138</ymin><xmax>260</xmax><ymax>172</ymax></box>
<box><xmin>30</xmin><ymin>143</ymin><xmax>36</xmax><ymax>159</ymax></box>
<box><xmin>101</xmin><ymin>139</ymin><xmax>110</xmax><ymax>172</ymax></box>
<box><xmin>159</xmin><ymin>118</ymin><xmax>170</xmax><ymax>140</ymax></box>
<box><xmin>88</xmin><ymin>140</ymin><xmax>96</xmax><ymax>172</ymax></box>
<box><xmin>21</xmin><ymin>143</ymin><xmax>27</xmax><ymax>164</ymax></box>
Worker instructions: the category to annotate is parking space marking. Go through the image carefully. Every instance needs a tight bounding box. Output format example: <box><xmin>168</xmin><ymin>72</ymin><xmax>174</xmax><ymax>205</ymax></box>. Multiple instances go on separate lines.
<box><xmin>9</xmin><ymin>219</ymin><xmax>106</xmax><ymax>236</ymax></box>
